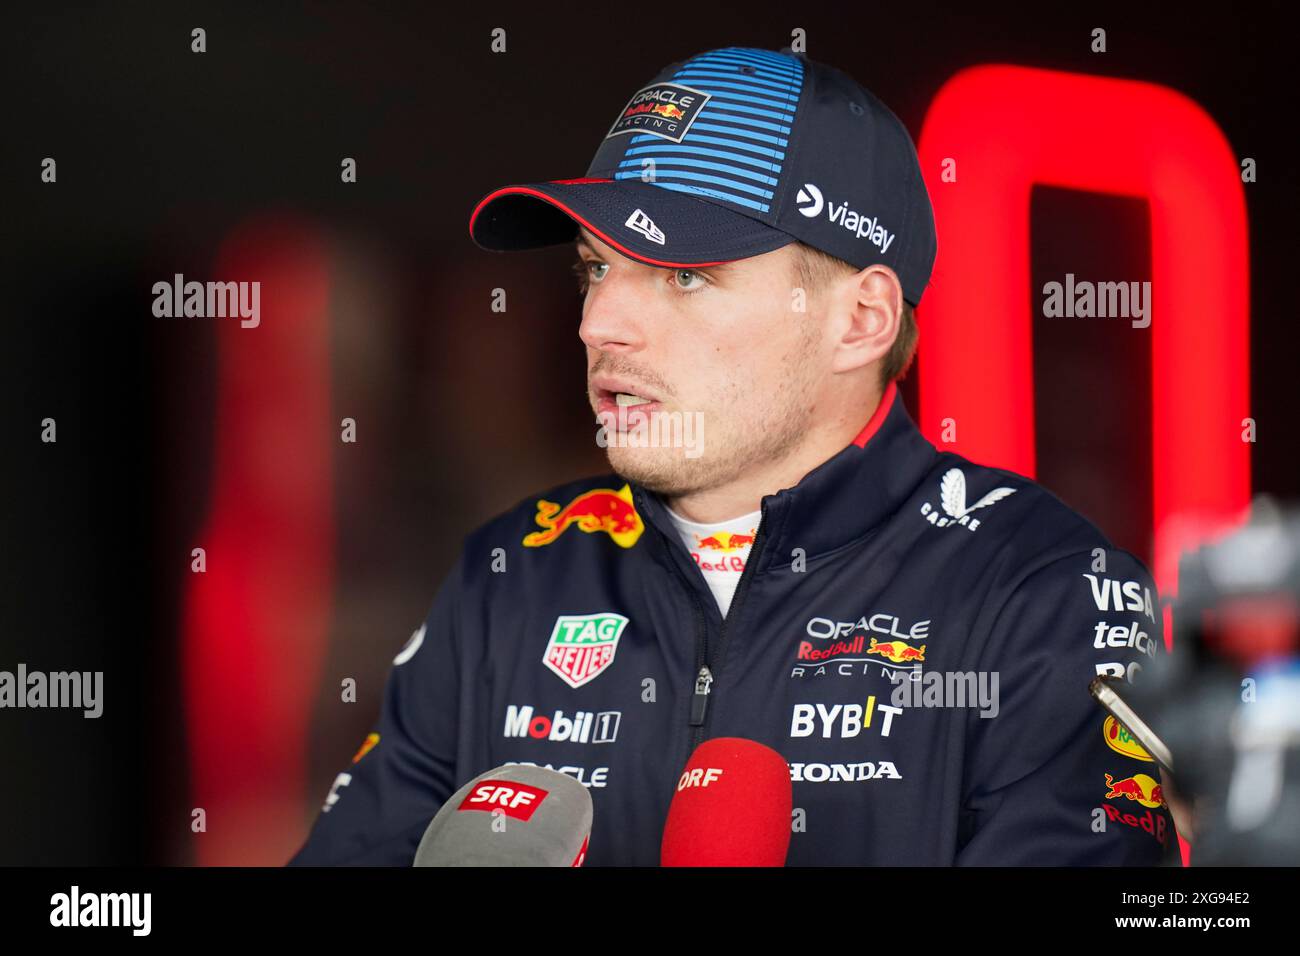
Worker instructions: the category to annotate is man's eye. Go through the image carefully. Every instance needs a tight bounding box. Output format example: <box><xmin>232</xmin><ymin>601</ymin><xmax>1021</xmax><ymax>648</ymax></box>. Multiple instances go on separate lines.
<box><xmin>572</xmin><ymin>260</ymin><xmax>608</xmax><ymax>289</ymax></box>
<box><xmin>673</xmin><ymin>269</ymin><xmax>707</xmax><ymax>292</ymax></box>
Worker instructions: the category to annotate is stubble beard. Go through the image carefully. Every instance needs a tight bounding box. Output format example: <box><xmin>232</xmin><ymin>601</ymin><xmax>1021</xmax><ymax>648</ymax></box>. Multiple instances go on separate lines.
<box><xmin>604</xmin><ymin>319</ymin><xmax>823</xmax><ymax>498</ymax></box>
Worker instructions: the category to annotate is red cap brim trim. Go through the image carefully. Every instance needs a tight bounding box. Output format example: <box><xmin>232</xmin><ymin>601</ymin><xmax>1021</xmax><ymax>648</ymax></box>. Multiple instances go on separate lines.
<box><xmin>468</xmin><ymin>182</ymin><xmax>738</xmax><ymax>269</ymax></box>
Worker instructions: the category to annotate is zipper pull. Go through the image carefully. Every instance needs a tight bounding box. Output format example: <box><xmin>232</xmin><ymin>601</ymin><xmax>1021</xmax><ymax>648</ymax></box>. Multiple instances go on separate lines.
<box><xmin>689</xmin><ymin>666</ymin><xmax>714</xmax><ymax>726</ymax></box>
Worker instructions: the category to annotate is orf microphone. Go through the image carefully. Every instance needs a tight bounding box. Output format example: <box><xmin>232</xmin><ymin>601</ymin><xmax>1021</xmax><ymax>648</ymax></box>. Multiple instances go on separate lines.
<box><xmin>413</xmin><ymin>764</ymin><xmax>592</xmax><ymax>866</ymax></box>
<box><xmin>661</xmin><ymin>737</ymin><xmax>792</xmax><ymax>866</ymax></box>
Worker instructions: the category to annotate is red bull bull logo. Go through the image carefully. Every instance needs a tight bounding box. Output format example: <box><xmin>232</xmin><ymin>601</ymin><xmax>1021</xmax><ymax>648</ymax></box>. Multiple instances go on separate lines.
<box><xmin>865</xmin><ymin>637</ymin><xmax>926</xmax><ymax>664</ymax></box>
<box><xmin>1103</xmin><ymin>772</ymin><xmax>1165</xmax><ymax>808</ymax></box>
<box><xmin>1101</xmin><ymin>772</ymin><xmax>1171</xmax><ymax>846</ymax></box>
<box><xmin>651</xmin><ymin>103</ymin><xmax>686</xmax><ymax>119</ymax></box>
<box><xmin>693</xmin><ymin>530</ymin><xmax>756</xmax><ymax>552</ymax></box>
<box><xmin>623</xmin><ymin>102</ymin><xmax>689</xmax><ymax>123</ymax></box>
<box><xmin>523</xmin><ymin>483</ymin><xmax>644</xmax><ymax>548</ymax></box>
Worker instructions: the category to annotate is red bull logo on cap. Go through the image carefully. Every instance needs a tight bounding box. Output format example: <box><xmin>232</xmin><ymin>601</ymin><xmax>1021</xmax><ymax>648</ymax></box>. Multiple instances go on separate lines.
<box><xmin>651</xmin><ymin>103</ymin><xmax>686</xmax><ymax>120</ymax></box>
<box><xmin>523</xmin><ymin>483</ymin><xmax>644</xmax><ymax>549</ymax></box>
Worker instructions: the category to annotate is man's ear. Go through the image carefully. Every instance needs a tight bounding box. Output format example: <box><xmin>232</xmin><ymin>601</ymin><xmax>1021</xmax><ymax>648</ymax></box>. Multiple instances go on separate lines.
<box><xmin>830</xmin><ymin>265</ymin><xmax>902</xmax><ymax>375</ymax></box>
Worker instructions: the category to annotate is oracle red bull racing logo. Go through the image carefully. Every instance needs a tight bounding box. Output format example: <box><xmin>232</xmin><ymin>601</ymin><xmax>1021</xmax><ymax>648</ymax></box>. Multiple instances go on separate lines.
<box><xmin>523</xmin><ymin>483</ymin><xmax>644</xmax><ymax>549</ymax></box>
<box><xmin>605</xmin><ymin>81</ymin><xmax>711</xmax><ymax>144</ymax></box>
<box><xmin>792</xmin><ymin>613</ymin><xmax>931</xmax><ymax>677</ymax></box>
<box><xmin>542</xmin><ymin>613</ymin><xmax>629</xmax><ymax>689</ymax></box>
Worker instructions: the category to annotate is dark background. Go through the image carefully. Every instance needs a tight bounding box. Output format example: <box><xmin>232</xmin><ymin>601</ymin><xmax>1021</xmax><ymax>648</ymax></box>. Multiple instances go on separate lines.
<box><xmin>1</xmin><ymin>1</ymin><xmax>1294</xmax><ymax>864</ymax></box>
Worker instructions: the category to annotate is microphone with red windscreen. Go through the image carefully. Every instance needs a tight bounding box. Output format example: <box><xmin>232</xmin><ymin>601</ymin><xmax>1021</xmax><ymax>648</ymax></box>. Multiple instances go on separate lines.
<box><xmin>660</xmin><ymin>737</ymin><xmax>792</xmax><ymax>866</ymax></box>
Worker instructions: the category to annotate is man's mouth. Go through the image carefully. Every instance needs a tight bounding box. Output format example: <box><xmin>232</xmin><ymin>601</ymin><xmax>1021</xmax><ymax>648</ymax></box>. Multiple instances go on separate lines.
<box><xmin>592</xmin><ymin>378</ymin><xmax>665</xmax><ymax>424</ymax></box>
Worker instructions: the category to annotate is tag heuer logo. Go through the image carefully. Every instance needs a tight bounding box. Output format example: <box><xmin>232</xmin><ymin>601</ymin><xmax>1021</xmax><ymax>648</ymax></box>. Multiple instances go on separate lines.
<box><xmin>919</xmin><ymin>467</ymin><xmax>1016</xmax><ymax>532</ymax></box>
<box><xmin>543</xmin><ymin>613</ymin><xmax>629</xmax><ymax>688</ymax></box>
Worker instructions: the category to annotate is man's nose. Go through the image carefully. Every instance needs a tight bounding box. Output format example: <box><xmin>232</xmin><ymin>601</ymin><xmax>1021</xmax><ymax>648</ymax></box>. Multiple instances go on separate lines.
<box><xmin>578</xmin><ymin>271</ymin><xmax>649</xmax><ymax>353</ymax></box>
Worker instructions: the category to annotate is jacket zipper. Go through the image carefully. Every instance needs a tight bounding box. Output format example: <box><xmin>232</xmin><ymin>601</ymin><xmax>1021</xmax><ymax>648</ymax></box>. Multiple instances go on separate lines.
<box><xmin>687</xmin><ymin>507</ymin><xmax>768</xmax><ymax>751</ymax></box>
<box><xmin>636</xmin><ymin>494</ymin><xmax>714</xmax><ymax>763</ymax></box>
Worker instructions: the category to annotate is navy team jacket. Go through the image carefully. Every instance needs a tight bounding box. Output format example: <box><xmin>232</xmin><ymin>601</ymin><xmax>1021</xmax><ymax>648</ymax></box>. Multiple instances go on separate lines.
<box><xmin>290</xmin><ymin>382</ymin><xmax>1179</xmax><ymax>866</ymax></box>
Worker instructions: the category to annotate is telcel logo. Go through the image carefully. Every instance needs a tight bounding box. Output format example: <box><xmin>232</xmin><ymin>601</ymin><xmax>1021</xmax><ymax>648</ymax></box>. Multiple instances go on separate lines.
<box><xmin>1092</xmin><ymin>620</ymin><xmax>1156</xmax><ymax>658</ymax></box>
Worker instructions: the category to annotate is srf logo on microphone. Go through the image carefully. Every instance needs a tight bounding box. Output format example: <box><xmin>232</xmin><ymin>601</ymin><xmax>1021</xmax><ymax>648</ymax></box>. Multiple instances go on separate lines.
<box><xmin>459</xmin><ymin>781</ymin><xmax>550</xmax><ymax>822</ymax></box>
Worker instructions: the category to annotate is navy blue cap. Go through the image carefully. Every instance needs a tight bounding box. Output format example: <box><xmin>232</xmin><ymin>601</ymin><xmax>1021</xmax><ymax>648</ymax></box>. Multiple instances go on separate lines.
<box><xmin>469</xmin><ymin>46</ymin><xmax>937</xmax><ymax>306</ymax></box>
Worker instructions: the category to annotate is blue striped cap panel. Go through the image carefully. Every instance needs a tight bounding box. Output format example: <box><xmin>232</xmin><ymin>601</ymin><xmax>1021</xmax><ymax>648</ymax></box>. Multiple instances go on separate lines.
<box><xmin>594</xmin><ymin>47</ymin><xmax>805</xmax><ymax>216</ymax></box>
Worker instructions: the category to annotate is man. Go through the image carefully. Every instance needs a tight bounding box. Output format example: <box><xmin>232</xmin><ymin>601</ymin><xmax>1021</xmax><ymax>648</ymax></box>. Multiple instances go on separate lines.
<box><xmin>291</xmin><ymin>45</ymin><xmax>1177</xmax><ymax>865</ymax></box>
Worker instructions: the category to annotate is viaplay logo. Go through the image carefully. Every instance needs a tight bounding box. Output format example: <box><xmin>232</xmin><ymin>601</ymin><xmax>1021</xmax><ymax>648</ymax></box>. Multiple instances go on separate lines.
<box><xmin>795</xmin><ymin>182</ymin><xmax>895</xmax><ymax>255</ymax></box>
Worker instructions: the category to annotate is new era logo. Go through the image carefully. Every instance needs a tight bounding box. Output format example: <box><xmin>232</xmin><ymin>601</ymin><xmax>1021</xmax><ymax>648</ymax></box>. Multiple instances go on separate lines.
<box><xmin>625</xmin><ymin>209</ymin><xmax>666</xmax><ymax>245</ymax></box>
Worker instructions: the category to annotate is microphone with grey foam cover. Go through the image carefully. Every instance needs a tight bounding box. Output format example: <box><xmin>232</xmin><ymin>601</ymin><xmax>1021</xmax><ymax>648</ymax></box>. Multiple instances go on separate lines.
<box><xmin>412</xmin><ymin>764</ymin><xmax>593</xmax><ymax>866</ymax></box>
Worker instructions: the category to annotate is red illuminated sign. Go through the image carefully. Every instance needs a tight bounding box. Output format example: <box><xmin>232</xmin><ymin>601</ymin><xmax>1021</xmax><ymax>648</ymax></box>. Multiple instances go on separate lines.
<box><xmin>915</xmin><ymin>65</ymin><xmax>1251</xmax><ymax>596</ymax></box>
